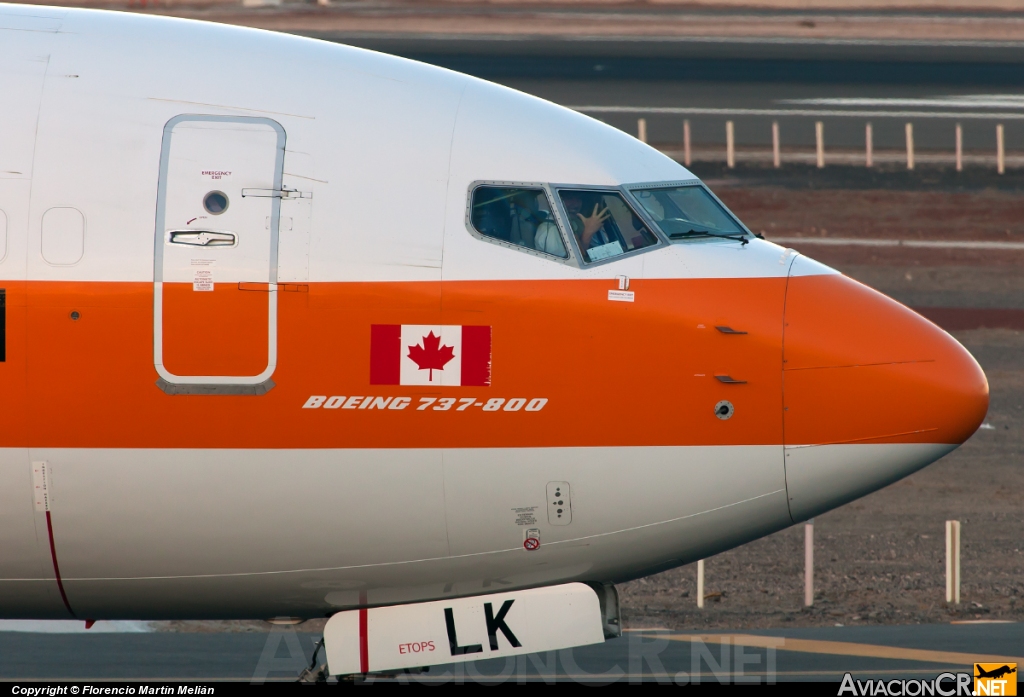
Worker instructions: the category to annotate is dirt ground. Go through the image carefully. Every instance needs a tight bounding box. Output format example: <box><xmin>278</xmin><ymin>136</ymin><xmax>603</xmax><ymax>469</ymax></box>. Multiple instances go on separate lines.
<box><xmin>702</xmin><ymin>163</ymin><xmax>1024</xmax><ymax>234</ymax></box>
<box><xmin>716</xmin><ymin>183</ymin><xmax>1024</xmax><ymax>243</ymax></box>
<box><xmin>699</xmin><ymin>163</ymin><xmax>1024</xmax><ymax>269</ymax></box>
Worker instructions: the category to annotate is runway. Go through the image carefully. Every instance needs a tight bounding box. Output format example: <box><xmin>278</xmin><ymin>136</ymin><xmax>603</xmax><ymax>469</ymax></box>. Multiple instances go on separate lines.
<box><xmin>325</xmin><ymin>37</ymin><xmax>1024</xmax><ymax>83</ymax></box>
<box><xmin>495</xmin><ymin>80</ymin><xmax>1024</xmax><ymax>155</ymax></box>
<box><xmin>97</xmin><ymin>2</ymin><xmax>1024</xmax><ymax>152</ymax></box>
<box><xmin>1</xmin><ymin>623</ymin><xmax>1020</xmax><ymax>683</ymax></box>
<box><xmin>328</xmin><ymin>35</ymin><xmax>1024</xmax><ymax>153</ymax></box>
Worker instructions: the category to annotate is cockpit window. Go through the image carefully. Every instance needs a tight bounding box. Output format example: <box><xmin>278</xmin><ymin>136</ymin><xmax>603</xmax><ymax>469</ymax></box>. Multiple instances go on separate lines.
<box><xmin>470</xmin><ymin>186</ymin><xmax>568</xmax><ymax>259</ymax></box>
<box><xmin>630</xmin><ymin>185</ymin><xmax>746</xmax><ymax>242</ymax></box>
<box><xmin>557</xmin><ymin>189</ymin><xmax>659</xmax><ymax>263</ymax></box>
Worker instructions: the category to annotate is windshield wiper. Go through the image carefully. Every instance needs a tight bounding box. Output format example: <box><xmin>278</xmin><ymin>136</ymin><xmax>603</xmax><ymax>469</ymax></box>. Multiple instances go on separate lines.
<box><xmin>669</xmin><ymin>228</ymin><xmax>749</xmax><ymax>245</ymax></box>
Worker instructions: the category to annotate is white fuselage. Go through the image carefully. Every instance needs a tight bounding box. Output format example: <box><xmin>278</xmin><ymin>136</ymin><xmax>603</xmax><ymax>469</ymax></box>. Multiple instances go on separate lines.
<box><xmin>0</xmin><ymin>4</ymin><xmax>987</xmax><ymax>620</ymax></box>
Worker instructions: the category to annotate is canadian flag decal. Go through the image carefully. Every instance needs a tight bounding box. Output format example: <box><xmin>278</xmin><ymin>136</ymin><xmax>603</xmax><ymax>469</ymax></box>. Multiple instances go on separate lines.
<box><xmin>370</xmin><ymin>325</ymin><xmax>492</xmax><ymax>387</ymax></box>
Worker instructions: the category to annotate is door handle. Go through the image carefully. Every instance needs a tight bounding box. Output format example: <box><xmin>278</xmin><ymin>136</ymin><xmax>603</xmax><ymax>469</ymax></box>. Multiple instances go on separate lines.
<box><xmin>168</xmin><ymin>230</ymin><xmax>236</xmax><ymax>247</ymax></box>
<box><xmin>241</xmin><ymin>188</ymin><xmax>312</xmax><ymax>200</ymax></box>
<box><xmin>237</xmin><ymin>282</ymin><xmax>309</xmax><ymax>293</ymax></box>
<box><xmin>715</xmin><ymin>375</ymin><xmax>748</xmax><ymax>384</ymax></box>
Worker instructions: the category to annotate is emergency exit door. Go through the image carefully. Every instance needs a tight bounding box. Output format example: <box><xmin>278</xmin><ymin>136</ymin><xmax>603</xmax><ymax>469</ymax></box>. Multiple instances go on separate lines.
<box><xmin>153</xmin><ymin>115</ymin><xmax>285</xmax><ymax>394</ymax></box>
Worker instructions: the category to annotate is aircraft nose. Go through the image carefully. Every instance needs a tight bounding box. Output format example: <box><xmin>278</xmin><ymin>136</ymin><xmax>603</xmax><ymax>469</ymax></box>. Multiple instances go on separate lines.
<box><xmin>782</xmin><ymin>257</ymin><xmax>989</xmax><ymax>522</ymax></box>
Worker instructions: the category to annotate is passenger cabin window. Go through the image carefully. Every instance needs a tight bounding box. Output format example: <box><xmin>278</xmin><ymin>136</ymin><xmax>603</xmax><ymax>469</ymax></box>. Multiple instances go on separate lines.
<box><xmin>471</xmin><ymin>186</ymin><xmax>567</xmax><ymax>258</ymax></box>
<box><xmin>557</xmin><ymin>189</ymin><xmax>659</xmax><ymax>263</ymax></box>
<box><xmin>631</xmin><ymin>185</ymin><xmax>746</xmax><ymax>242</ymax></box>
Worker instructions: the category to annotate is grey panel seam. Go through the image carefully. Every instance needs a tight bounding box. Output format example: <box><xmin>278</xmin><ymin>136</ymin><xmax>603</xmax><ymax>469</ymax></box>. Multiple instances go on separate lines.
<box><xmin>155</xmin><ymin>378</ymin><xmax>276</xmax><ymax>396</ymax></box>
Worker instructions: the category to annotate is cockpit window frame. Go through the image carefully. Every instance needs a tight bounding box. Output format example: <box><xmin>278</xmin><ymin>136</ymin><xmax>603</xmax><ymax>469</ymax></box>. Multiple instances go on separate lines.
<box><xmin>466</xmin><ymin>180</ymin><xmax>718</xmax><ymax>269</ymax></box>
<box><xmin>548</xmin><ymin>183</ymin><xmax>668</xmax><ymax>268</ymax></box>
<box><xmin>465</xmin><ymin>181</ymin><xmax>578</xmax><ymax>266</ymax></box>
<box><xmin>623</xmin><ymin>179</ymin><xmax>754</xmax><ymax>243</ymax></box>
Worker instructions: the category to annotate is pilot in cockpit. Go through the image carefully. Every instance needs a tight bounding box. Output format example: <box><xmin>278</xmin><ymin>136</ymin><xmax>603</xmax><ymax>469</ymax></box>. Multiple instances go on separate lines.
<box><xmin>535</xmin><ymin>191</ymin><xmax>615</xmax><ymax>258</ymax></box>
<box><xmin>561</xmin><ymin>191</ymin><xmax>613</xmax><ymax>252</ymax></box>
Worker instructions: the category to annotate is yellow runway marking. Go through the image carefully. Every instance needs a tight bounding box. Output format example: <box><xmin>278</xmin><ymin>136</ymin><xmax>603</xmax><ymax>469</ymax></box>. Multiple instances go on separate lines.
<box><xmin>662</xmin><ymin>634</ymin><xmax>1024</xmax><ymax>667</ymax></box>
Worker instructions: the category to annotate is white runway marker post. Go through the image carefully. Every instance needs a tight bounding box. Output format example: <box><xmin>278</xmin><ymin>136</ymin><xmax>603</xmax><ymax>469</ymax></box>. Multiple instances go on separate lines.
<box><xmin>683</xmin><ymin>119</ymin><xmax>691</xmax><ymax>166</ymax></box>
<box><xmin>946</xmin><ymin>520</ymin><xmax>961</xmax><ymax>604</ymax></box>
<box><xmin>815</xmin><ymin>121</ymin><xmax>824</xmax><ymax>168</ymax></box>
<box><xmin>997</xmin><ymin>123</ymin><xmax>1005</xmax><ymax>174</ymax></box>
<box><xmin>906</xmin><ymin>122</ymin><xmax>915</xmax><ymax>170</ymax></box>
<box><xmin>697</xmin><ymin>559</ymin><xmax>705</xmax><ymax>609</ymax></box>
<box><xmin>726</xmin><ymin>120</ymin><xmax>735</xmax><ymax>168</ymax></box>
<box><xmin>637</xmin><ymin>118</ymin><xmax>647</xmax><ymax>144</ymax></box>
<box><xmin>772</xmin><ymin>120</ymin><xmax>780</xmax><ymax>168</ymax></box>
<box><xmin>865</xmin><ymin>122</ymin><xmax>873</xmax><ymax>167</ymax></box>
<box><xmin>956</xmin><ymin>123</ymin><xmax>963</xmax><ymax>172</ymax></box>
<box><xmin>804</xmin><ymin>519</ymin><xmax>814</xmax><ymax>607</ymax></box>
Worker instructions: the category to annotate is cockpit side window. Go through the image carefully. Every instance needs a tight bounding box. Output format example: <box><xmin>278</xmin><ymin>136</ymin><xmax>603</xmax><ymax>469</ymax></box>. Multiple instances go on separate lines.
<box><xmin>470</xmin><ymin>186</ymin><xmax>568</xmax><ymax>259</ymax></box>
<box><xmin>557</xmin><ymin>189</ymin><xmax>659</xmax><ymax>263</ymax></box>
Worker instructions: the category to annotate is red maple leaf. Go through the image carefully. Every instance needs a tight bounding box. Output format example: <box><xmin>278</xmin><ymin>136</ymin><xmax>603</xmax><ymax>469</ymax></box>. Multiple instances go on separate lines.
<box><xmin>407</xmin><ymin>331</ymin><xmax>455</xmax><ymax>381</ymax></box>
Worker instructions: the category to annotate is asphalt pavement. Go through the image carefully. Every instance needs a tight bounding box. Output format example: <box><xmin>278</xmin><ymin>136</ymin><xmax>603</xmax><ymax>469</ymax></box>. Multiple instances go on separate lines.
<box><xmin>304</xmin><ymin>39</ymin><xmax>1024</xmax><ymax>153</ymax></box>
<box><xmin>1</xmin><ymin>623</ymin><xmax>1020</xmax><ymax>684</ymax></box>
<box><xmin>494</xmin><ymin>79</ymin><xmax>1024</xmax><ymax>155</ymax></box>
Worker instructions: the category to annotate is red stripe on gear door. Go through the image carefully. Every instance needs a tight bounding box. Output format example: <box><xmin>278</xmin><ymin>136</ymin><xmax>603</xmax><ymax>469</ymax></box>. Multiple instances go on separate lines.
<box><xmin>369</xmin><ymin>324</ymin><xmax>401</xmax><ymax>385</ymax></box>
<box><xmin>461</xmin><ymin>326</ymin><xmax>492</xmax><ymax>387</ymax></box>
<box><xmin>359</xmin><ymin>607</ymin><xmax>369</xmax><ymax>674</ymax></box>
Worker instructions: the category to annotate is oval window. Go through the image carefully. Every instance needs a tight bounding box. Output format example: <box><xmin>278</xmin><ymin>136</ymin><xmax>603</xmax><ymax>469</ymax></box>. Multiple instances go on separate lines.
<box><xmin>203</xmin><ymin>191</ymin><xmax>229</xmax><ymax>215</ymax></box>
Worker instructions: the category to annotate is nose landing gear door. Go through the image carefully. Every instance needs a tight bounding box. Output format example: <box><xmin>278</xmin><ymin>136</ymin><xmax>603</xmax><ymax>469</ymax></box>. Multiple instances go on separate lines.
<box><xmin>153</xmin><ymin>115</ymin><xmax>286</xmax><ymax>395</ymax></box>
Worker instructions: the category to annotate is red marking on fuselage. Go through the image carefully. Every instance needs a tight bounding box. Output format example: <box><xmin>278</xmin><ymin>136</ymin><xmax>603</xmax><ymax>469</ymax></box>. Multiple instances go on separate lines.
<box><xmin>359</xmin><ymin>607</ymin><xmax>369</xmax><ymax>674</ymax></box>
<box><xmin>45</xmin><ymin>511</ymin><xmax>75</xmax><ymax>618</ymax></box>
<box><xmin>0</xmin><ymin>277</ymin><xmax>982</xmax><ymax>449</ymax></box>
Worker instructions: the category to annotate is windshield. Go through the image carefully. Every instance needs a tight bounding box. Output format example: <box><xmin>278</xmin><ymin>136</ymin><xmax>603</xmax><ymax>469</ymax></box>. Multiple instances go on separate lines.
<box><xmin>631</xmin><ymin>185</ymin><xmax>745</xmax><ymax>239</ymax></box>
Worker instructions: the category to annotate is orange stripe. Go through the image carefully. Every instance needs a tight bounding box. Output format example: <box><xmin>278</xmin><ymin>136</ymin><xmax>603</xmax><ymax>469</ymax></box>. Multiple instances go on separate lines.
<box><xmin>783</xmin><ymin>275</ymin><xmax>988</xmax><ymax>446</ymax></box>
<box><xmin>162</xmin><ymin>282</ymin><xmax>269</xmax><ymax>377</ymax></box>
<box><xmin>0</xmin><ymin>276</ymin><xmax>983</xmax><ymax>448</ymax></box>
<box><xmin>0</xmin><ymin>281</ymin><xmax>27</xmax><ymax>449</ymax></box>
